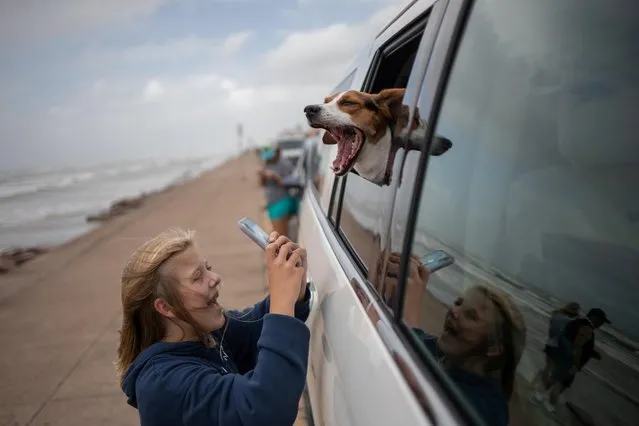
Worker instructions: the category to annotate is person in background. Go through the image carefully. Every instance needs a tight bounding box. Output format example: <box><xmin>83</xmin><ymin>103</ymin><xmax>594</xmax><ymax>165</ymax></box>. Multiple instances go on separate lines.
<box><xmin>531</xmin><ymin>302</ymin><xmax>581</xmax><ymax>401</ymax></box>
<box><xmin>258</xmin><ymin>145</ymin><xmax>299</xmax><ymax>237</ymax></box>
<box><xmin>539</xmin><ymin>307</ymin><xmax>609</xmax><ymax>413</ymax></box>
<box><xmin>116</xmin><ymin>228</ymin><xmax>310</xmax><ymax>426</ymax></box>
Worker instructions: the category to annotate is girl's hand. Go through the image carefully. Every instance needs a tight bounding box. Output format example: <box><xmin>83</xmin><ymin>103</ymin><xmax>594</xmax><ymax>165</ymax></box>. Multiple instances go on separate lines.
<box><xmin>265</xmin><ymin>233</ymin><xmax>307</xmax><ymax>316</ymax></box>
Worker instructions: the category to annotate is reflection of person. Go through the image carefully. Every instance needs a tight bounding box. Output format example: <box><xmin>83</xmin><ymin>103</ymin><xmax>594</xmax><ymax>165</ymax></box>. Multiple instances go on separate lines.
<box><xmin>381</xmin><ymin>251</ymin><xmax>526</xmax><ymax>426</ymax></box>
<box><xmin>416</xmin><ymin>287</ymin><xmax>526</xmax><ymax>426</ymax></box>
<box><xmin>539</xmin><ymin>307</ymin><xmax>610</xmax><ymax>413</ymax></box>
<box><xmin>258</xmin><ymin>146</ymin><xmax>299</xmax><ymax>237</ymax></box>
<box><xmin>531</xmin><ymin>302</ymin><xmax>580</xmax><ymax>402</ymax></box>
<box><xmin>116</xmin><ymin>229</ymin><xmax>310</xmax><ymax>426</ymax></box>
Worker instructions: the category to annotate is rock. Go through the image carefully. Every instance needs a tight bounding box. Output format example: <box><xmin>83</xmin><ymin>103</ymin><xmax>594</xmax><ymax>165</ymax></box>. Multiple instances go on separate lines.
<box><xmin>0</xmin><ymin>257</ymin><xmax>15</xmax><ymax>274</ymax></box>
<box><xmin>0</xmin><ymin>246</ymin><xmax>47</xmax><ymax>273</ymax></box>
<box><xmin>86</xmin><ymin>195</ymin><xmax>146</xmax><ymax>222</ymax></box>
<box><xmin>12</xmin><ymin>250</ymin><xmax>37</xmax><ymax>265</ymax></box>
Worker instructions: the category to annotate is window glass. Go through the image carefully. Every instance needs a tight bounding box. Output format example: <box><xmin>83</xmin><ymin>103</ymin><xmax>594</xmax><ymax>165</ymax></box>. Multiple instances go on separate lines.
<box><xmin>336</xmin><ymin>28</ymin><xmax>426</xmax><ymax>297</ymax></box>
<box><xmin>398</xmin><ymin>1</ymin><xmax>639</xmax><ymax>426</ymax></box>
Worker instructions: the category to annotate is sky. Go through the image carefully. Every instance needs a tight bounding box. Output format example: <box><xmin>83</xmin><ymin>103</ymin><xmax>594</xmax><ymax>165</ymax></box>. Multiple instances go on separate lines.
<box><xmin>0</xmin><ymin>0</ymin><xmax>409</xmax><ymax>171</ymax></box>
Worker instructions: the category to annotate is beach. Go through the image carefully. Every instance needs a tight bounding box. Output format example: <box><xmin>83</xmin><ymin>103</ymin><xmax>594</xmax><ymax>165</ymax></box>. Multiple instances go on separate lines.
<box><xmin>0</xmin><ymin>152</ymin><xmax>309</xmax><ymax>426</ymax></box>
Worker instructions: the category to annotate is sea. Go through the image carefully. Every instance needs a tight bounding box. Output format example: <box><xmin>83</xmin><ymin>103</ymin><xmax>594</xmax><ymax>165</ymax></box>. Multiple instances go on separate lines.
<box><xmin>0</xmin><ymin>155</ymin><xmax>229</xmax><ymax>251</ymax></box>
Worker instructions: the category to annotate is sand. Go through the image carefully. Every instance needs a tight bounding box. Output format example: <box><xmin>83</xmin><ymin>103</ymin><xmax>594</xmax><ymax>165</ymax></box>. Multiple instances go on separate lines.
<box><xmin>0</xmin><ymin>152</ymin><xmax>308</xmax><ymax>426</ymax></box>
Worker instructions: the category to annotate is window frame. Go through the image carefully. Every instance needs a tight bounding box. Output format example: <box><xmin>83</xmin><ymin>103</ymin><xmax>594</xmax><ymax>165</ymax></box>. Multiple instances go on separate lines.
<box><xmin>333</xmin><ymin>11</ymin><xmax>431</xmax><ymax>280</ymax></box>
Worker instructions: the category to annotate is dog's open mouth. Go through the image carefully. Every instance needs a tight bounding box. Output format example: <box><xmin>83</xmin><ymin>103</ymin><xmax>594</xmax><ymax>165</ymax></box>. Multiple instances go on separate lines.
<box><xmin>326</xmin><ymin>126</ymin><xmax>365</xmax><ymax>176</ymax></box>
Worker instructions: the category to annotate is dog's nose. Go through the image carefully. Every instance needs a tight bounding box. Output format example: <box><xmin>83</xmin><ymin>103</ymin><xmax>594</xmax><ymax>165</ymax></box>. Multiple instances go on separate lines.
<box><xmin>304</xmin><ymin>105</ymin><xmax>321</xmax><ymax>115</ymax></box>
<box><xmin>440</xmin><ymin>137</ymin><xmax>453</xmax><ymax>150</ymax></box>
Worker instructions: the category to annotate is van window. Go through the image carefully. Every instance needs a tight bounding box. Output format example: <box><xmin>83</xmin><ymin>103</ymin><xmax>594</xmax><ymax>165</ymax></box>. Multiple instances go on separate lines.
<box><xmin>400</xmin><ymin>1</ymin><xmax>639</xmax><ymax>425</ymax></box>
<box><xmin>337</xmin><ymin>20</ymin><xmax>426</xmax><ymax>299</ymax></box>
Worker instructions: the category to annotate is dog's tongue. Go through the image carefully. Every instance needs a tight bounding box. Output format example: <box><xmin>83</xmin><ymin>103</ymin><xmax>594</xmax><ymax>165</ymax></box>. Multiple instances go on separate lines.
<box><xmin>332</xmin><ymin>138</ymin><xmax>353</xmax><ymax>173</ymax></box>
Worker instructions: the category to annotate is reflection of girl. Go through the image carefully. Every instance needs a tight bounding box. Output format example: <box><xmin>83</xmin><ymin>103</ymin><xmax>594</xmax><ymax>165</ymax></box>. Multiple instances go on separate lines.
<box><xmin>424</xmin><ymin>285</ymin><xmax>526</xmax><ymax>425</ymax></box>
<box><xmin>258</xmin><ymin>146</ymin><xmax>299</xmax><ymax>237</ymax></box>
<box><xmin>116</xmin><ymin>229</ymin><xmax>310</xmax><ymax>426</ymax></box>
<box><xmin>410</xmin><ymin>283</ymin><xmax>526</xmax><ymax>426</ymax></box>
<box><xmin>377</xmin><ymin>252</ymin><xmax>527</xmax><ymax>425</ymax></box>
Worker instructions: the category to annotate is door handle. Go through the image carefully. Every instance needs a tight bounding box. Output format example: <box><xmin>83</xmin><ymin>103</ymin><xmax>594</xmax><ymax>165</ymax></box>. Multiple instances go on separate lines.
<box><xmin>307</xmin><ymin>279</ymin><xmax>318</xmax><ymax>311</ymax></box>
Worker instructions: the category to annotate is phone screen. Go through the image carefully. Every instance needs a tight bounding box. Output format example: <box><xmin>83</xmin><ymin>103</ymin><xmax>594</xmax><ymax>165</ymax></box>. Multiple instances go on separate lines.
<box><xmin>238</xmin><ymin>217</ymin><xmax>270</xmax><ymax>249</ymax></box>
<box><xmin>420</xmin><ymin>249</ymin><xmax>454</xmax><ymax>273</ymax></box>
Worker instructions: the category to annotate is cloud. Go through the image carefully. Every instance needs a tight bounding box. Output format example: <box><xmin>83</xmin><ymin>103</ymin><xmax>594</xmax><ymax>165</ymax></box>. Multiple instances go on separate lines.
<box><xmin>0</xmin><ymin>3</ymin><xmax>404</xmax><ymax>169</ymax></box>
<box><xmin>142</xmin><ymin>80</ymin><xmax>165</xmax><ymax>102</ymax></box>
<box><xmin>0</xmin><ymin>0</ymin><xmax>171</xmax><ymax>44</ymax></box>
<box><xmin>221</xmin><ymin>31</ymin><xmax>253</xmax><ymax>54</ymax></box>
<box><xmin>80</xmin><ymin>32</ymin><xmax>251</xmax><ymax>66</ymax></box>
<box><xmin>260</xmin><ymin>4</ymin><xmax>402</xmax><ymax>85</ymax></box>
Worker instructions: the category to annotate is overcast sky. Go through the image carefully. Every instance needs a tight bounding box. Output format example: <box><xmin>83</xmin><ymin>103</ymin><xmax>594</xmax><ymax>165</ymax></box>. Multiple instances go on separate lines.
<box><xmin>0</xmin><ymin>0</ymin><xmax>406</xmax><ymax>171</ymax></box>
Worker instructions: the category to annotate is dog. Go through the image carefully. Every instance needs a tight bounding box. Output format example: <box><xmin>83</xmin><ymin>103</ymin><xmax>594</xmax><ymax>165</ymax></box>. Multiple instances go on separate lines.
<box><xmin>304</xmin><ymin>88</ymin><xmax>452</xmax><ymax>185</ymax></box>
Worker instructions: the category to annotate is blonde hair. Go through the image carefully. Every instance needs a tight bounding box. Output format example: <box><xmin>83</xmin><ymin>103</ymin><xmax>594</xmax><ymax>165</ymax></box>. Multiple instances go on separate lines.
<box><xmin>115</xmin><ymin>228</ymin><xmax>213</xmax><ymax>387</ymax></box>
<box><xmin>468</xmin><ymin>285</ymin><xmax>527</xmax><ymax>400</ymax></box>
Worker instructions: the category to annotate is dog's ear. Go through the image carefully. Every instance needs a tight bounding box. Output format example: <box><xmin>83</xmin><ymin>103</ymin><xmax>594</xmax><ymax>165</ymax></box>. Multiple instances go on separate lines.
<box><xmin>324</xmin><ymin>93</ymin><xmax>338</xmax><ymax>104</ymax></box>
<box><xmin>322</xmin><ymin>131</ymin><xmax>338</xmax><ymax>145</ymax></box>
<box><xmin>374</xmin><ymin>88</ymin><xmax>406</xmax><ymax>119</ymax></box>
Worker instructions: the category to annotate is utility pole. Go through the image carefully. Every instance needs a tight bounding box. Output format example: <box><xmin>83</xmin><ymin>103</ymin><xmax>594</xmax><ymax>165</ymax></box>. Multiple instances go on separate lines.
<box><xmin>237</xmin><ymin>123</ymin><xmax>244</xmax><ymax>157</ymax></box>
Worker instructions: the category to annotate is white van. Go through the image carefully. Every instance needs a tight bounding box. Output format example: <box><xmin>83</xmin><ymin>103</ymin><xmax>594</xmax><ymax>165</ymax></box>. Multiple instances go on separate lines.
<box><xmin>298</xmin><ymin>0</ymin><xmax>639</xmax><ymax>425</ymax></box>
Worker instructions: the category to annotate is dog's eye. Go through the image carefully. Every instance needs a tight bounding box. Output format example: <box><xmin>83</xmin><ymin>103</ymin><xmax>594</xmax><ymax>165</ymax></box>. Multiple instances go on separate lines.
<box><xmin>340</xmin><ymin>100</ymin><xmax>356</xmax><ymax>106</ymax></box>
<box><xmin>364</xmin><ymin>100</ymin><xmax>378</xmax><ymax>111</ymax></box>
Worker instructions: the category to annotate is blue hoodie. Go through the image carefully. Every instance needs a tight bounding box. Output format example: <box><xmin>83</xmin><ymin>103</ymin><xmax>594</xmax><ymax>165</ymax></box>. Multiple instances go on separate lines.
<box><xmin>123</xmin><ymin>289</ymin><xmax>311</xmax><ymax>426</ymax></box>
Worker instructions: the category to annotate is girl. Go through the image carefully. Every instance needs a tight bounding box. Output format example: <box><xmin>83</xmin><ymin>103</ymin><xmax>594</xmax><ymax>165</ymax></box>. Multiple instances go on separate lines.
<box><xmin>116</xmin><ymin>228</ymin><xmax>311</xmax><ymax>426</ymax></box>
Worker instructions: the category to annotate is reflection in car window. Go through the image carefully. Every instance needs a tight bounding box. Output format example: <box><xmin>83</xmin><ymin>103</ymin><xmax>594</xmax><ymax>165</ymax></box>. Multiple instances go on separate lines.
<box><xmin>399</xmin><ymin>1</ymin><xmax>639</xmax><ymax>425</ymax></box>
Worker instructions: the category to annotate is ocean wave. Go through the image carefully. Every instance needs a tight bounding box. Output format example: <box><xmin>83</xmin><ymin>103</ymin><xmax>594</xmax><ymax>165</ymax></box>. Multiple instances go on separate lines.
<box><xmin>0</xmin><ymin>155</ymin><xmax>225</xmax><ymax>229</ymax></box>
<box><xmin>0</xmin><ymin>171</ymin><xmax>96</xmax><ymax>200</ymax></box>
<box><xmin>0</xmin><ymin>156</ymin><xmax>220</xmax><ymax>201</ymax></box>
<box><xmin>0</xmin><ymin>201</ymin><xmax>107</xmax><ymax>228</ymax></box>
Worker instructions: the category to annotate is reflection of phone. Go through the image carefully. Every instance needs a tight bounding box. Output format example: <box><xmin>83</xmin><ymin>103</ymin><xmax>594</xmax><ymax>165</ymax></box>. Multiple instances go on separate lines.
<box><xmin>420</xmin><ymin>250</ymin><xmax>454</xmax><ymax>273</ymax></box>
<box><xmin>238</xmin><ymin>217</ymin><xmax>270</xmax><ymax>250</ymax></box>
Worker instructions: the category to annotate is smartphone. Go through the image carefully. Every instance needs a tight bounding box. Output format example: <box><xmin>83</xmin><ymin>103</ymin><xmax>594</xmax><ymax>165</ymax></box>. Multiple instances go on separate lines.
<box><xmin>237</xmin><ymin>217</ymin><xmax>270</xmax><ymax>250</ymax></box>
<box><xmin>420</xmin><ymin>249</ymin><xmax>454</xmax><ymax>273</ymax></box>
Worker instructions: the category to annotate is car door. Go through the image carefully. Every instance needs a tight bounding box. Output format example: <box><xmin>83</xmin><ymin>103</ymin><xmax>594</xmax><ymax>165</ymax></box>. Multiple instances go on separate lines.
<box><xmin>298</xmin><ymin>1</ymin><xmax>468</xmax><ymax>425</ymax></box>
<box><xmin>394</xmin><ymin>1</ymin><xmax>639</xmax><ymax>426</ymax></box>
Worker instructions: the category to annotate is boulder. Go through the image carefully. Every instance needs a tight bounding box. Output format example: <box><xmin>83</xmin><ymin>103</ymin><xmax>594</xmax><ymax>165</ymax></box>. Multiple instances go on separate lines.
<box><xmin>86</xmin><ymin>194</ymin><xmax>147</xmax><ymax>223</ymax></box>
<box><xmin>0</xmin><ymin>246</ymin><xmax>47</xmax><ymax>272</ymax></box>
<box><xmin>0</xmin><ymin>257</ymin><xmax>15</xmax><ymax>274</ymax></box>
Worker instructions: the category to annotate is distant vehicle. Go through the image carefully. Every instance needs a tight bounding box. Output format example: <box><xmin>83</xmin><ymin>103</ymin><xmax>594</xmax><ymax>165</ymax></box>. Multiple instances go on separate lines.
<box><xmin>276</xmin><ymin>138</ymin><xmax>305</xmax><ymax>166</ymax></box>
